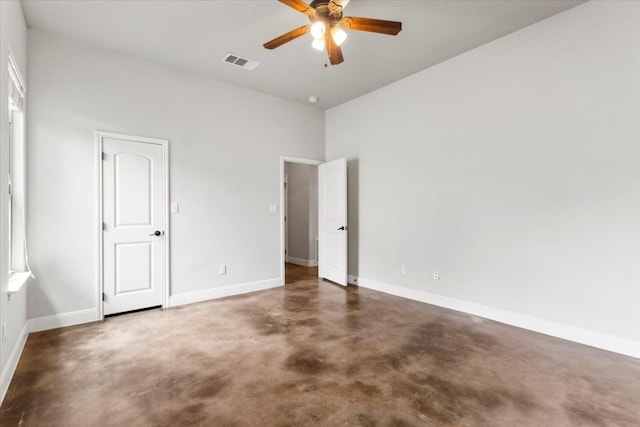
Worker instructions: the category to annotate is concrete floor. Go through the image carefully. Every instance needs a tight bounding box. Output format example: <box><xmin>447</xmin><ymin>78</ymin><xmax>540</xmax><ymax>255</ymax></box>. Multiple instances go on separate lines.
<box><xmin>1</xmin><ymin>264</ymin><xmax>639</xmax><ymax>426</ymax></box>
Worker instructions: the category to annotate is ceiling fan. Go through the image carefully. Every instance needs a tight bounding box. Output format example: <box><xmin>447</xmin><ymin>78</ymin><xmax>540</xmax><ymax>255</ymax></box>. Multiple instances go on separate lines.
<box><xmin>263</xmin><ymin>0</ymin><xmax>402</xmax><ymax>65</ymax></box>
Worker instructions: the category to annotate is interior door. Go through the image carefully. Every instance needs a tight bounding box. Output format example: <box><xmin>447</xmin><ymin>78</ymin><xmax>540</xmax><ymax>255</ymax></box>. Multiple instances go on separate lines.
<box><xmin>102</xmin><ymin>136</ymin><xmax>165</xmax><ymax>315</ymax></box>
<box><xmin>318</xmin><ymin>158</ymin><xmax>348</xmax><ymax>286</ymax></box>
<box><xmin>284</xmin><ymin>174</ymin><xmax>288</xmax><ymax>261</ymax></box>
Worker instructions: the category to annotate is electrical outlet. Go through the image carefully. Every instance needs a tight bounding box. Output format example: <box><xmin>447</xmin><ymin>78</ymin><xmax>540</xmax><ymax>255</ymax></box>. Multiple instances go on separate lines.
<box><xmin>433</xmin><ymin>270</ymin><xmax>440</xmax><ymax>280</ymax></box>
<box><xmin>219</xmin><ymin>265</ymin><xmax>227</xmax><ymax>275</ymax></box>
<box><xmin>400</xmin><ymin>265</ymin><xmax>406</xmax><ymax>275</ymax></box>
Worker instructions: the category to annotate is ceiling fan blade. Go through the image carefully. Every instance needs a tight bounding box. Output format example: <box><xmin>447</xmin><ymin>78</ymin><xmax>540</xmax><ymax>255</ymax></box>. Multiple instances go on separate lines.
<box><xmin>328</xmin><ymin>0</ymin><xmax>350</xmax><ymax>15</ymax></box>
<box><xmin>325</xmin><ymin>30</ymin><xmax>344</xmax><ymax>65</ymax></box>
<box><xmin>263</xmin><ymin>25</ymin><xmax>311</xmax><ymax>49</ymax></box>
<box><xmin>279</xmin><ymin>0</ymin><xmax>316</xmax><ymax>16</ymax></box>
<box><xmin>340</xmin><ymin>16</ymin><xmax>402</xmax><ymax>35</ymax></box>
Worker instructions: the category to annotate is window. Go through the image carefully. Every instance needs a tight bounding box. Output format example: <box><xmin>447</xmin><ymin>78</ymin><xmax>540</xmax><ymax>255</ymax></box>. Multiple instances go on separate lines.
<box><xmin>7</xmin><ymin>51</ymin><xmax>31</xmax><ymax>293</ymax></box>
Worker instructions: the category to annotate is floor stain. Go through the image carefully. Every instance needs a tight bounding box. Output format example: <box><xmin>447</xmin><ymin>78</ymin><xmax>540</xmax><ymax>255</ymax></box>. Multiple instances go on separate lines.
<box><xmin>400</xmin><ymin>320</ymin><xmax>499</xmax><ymax>366</ymax></box>
<box><xmin>241</xmin><ymin>308</ymin><xmax>289</xmax><ymax>335</ymax></box>
<box><xmin>350</xmin><ymin>380</ymin><xmax>382</xmax><ymax>397</ymax></box>
<box><xmin>284</xmin><ymin>348</ymin><xmax>331</xmax><ymax>375</ymax></box>
<box><xmin>190</xmin><ymin>374</ymin><xmax>229</xmax><ymax>399</ymax></box>
<box><xmin>1</xmin><ymin>263</ymin><xmax>639</xmax><ymax>426</ymax></box>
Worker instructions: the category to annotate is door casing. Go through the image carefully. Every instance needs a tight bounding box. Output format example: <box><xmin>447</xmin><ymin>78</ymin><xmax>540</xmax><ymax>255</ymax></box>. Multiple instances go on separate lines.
<box><xmin>96</xmin><ymin>131</ymin><xmax>170</xmax><ymax>319</ymax></box>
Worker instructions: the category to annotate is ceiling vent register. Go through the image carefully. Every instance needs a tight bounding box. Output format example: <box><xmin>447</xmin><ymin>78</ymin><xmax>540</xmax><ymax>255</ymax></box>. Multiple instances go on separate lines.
<box><xmin>222</xmin><ymin>53</ymin><xmax>260</xmax><ymax>71</ymax></box>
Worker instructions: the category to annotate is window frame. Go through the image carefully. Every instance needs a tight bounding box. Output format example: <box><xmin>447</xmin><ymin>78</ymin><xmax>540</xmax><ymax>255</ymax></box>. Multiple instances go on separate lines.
<box><xmin>6</xmin><ymin>50</ymin><xmax>30</xmax><ymax>294</ymax></box>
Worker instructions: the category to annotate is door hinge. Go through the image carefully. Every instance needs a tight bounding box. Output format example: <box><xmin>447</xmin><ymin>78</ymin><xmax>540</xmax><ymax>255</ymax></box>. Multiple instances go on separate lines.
<box><xmin>102</xmin><ymin>222</ymin><xmax>106</xmax><ymax>231</ymax></box>
<box><xmin>102</xmin><ymin>292</ymin><xmax>106</xmax><ymax>302</ymax></box>
<box><xmin>102</xmin><ymin>152</ymin><xmax>107</xmax><ymax>161</ymax></box>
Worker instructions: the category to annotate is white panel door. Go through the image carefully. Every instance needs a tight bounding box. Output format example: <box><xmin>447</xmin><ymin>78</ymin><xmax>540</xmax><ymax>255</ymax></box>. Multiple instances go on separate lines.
<box><xmin>318</xmin><ymin>158</ymin><xmax>348</xmax><ymax>286</ymax></box>
<box><xmin>102</xmin><ymin>136</ymin><xmax>165</xmax><ymax>315</ymax></box>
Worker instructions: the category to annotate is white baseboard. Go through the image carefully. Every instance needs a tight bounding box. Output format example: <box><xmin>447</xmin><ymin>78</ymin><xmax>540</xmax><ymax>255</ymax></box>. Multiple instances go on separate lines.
<box><xmin>1</xmin><ymin>322</ymin><xmax>28</xmax><ymax>405</ymax></box>
<box><xmin>28</xmin><ymin>309</ymin><xmax>99</xmax><ymax>333</ymax></box>
<box><xmin>357</xmin><ymin>277</ymin><xmax>640</xmax><ymax>359</ymax></box>
<box><xmin>348</xmin><ymin>275</ymin><xmax>358</xmax><ymax>285</ymax></box>
<box><xmin>26</xmin><ymin>278</ymin><xmax>285</xmax><ymax>330</ymax></box>
<box><xmin>285</xmin><ymin>257</ymin><xmax>318</xmax><ymax>267</ymax></box>
<box><xmin>169</xmin><ymin>278</ymin><xmax>282</xmax><ymax>307</ymax></box>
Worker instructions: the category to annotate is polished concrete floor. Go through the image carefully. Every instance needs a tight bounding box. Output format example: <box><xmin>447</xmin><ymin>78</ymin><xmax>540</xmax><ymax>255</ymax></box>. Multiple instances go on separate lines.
<box><xmin>1</xmin><ymin>264</ymin><xmax>639</xmax><ymax>426</ymax></box>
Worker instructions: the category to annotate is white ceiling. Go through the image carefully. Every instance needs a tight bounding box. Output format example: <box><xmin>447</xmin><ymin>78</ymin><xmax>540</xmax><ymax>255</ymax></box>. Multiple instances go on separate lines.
<box><xmin>21</xmin><ymin>0</ymin><xmax>584</xmax><ymax>109</ymax></box>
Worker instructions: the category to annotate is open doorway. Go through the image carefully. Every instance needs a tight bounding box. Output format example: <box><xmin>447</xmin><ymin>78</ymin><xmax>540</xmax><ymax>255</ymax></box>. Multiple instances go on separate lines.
<box><xmin>281</xmin><ymin>157</ymin><xmax>321</xmax><ymax>284</ymax></box>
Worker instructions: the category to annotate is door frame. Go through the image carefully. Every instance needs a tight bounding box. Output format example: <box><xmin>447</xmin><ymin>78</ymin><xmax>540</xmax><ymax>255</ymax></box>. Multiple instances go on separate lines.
<box><xmin>280</xmin><ymin>156</ymin><xmax>323</xmax><ymax>283</ymax></box>
<box><xmin>96</xmin><ymin>131</ymin><xmax>171</xmax><ymax>319</ymax></box>
<box><xmin>283</xmin><ymin>173</ymin><xmax>288</xmax><ymax>261</ymax></box>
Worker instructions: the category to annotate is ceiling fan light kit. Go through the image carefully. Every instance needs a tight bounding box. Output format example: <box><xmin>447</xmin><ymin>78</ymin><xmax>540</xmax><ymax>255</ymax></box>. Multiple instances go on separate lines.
<box><xmin>311</xmin><ymin>37</ymin><xmax>325</xmax><ymax>51</ymax></box>
<box><xmin>264</xmin><ymin>0</ymin><xmax>402</xmax><ymax>65</ymax></box>
<box><xmin>310</xmin><ymin>21</ymin><xmax>326</xmax><ymax>38</ymax></box>
<box><xmin>331</xmin><ymin>27</ymin><xmax>348</xmax><ymax>46</ymax></box>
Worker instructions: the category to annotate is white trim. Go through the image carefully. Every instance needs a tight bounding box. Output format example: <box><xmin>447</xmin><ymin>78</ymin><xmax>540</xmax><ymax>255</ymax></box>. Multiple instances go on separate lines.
<box><xmin>280</xmin><ymin>156</ymin><xmax>323</xmax><ymax>284</ymax></box>
<box><xmin>162</xmin><ymin>140</ymin><xmax>171</xmax><ymax>311</ymax></box>
<box><xmin>95</xmin><ymin>131</ymin><xmax>170</xmax><ymax>319</ymax></box>
<box><xmin>281</xmin><ymin>156</ymin><xmax>325</xmax><ymax>166</ymax></box>
<box><xmin>168</xmin><ymin>278</ymin><xmax>282</xmax><ymax>307</ymax></box>
<box><xmin>7</xmin><ymin>50</ymin><xmax>26</xmax><ymax>112</ymax></box>
<box><xmin>0</xmin><ymin>322</ymin><xmax>28</xmax><ymax>404</ymax></box>
<box><xmin>7</xmin><ymin>50</ymin><xmax>26</xmax><ymax>95</ymax></box>
<box><xmin>285</xmin><ymin>256</ymin><xmax>318</xmax><ymax>267</ymax></box>
<box><xmin>96</xmin><ymin>134</ymin><xmax>103</xmax><ymax>318</ymax></box>
<box><xmin>27</xmin><ymin>309</ymin><xmax>99</xmax><ymax>333</ymax></box>
<box><xmin>357</xmin><ymin>277</ymin><xmax>640</xmax><ymax>359</ymax></box>
<box><xmin>6</xmin><ymin>271</ymin><xmax>30</xmax><ymax>296</ymax></box>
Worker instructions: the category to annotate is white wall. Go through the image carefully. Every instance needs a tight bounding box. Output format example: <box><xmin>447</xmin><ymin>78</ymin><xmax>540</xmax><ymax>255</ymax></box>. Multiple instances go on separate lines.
<box><xmin>284</xmin><ymin>162</ymin><xmax>318</xmax><ymax>263</ymax></box>
<box><xmin>27</xmin><ymin>30</ymin><xmax>325</xmax><ymax>319</ymax></box>
<box><xmin>0</xmin><ymin>0</ymin><xmax>28</xmax><ymax>400</ymax></box>
<box><xmin>326</xmin><ymin>1</ymin><xmax>640</xmax><ymax>350</ymax></box>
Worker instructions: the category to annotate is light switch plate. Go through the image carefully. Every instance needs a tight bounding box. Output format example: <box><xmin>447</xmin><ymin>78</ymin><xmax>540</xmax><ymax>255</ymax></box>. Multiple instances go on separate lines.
<box><xmin>269</xmin><ymin>204</ymin><xmax>278</xmax><ymax>213</ymax></box>
<box><xmin>171</xmin><ymin>203</ymin><xmax>179</xmax><ymax>213</ymax></box>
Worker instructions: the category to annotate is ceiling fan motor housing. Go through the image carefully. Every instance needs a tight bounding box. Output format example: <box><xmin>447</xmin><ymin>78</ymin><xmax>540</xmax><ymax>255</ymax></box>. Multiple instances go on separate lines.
<box><xmin>310</xmin><ymin>0</ymin><xmax>343</xmax><ymax>26</ymax></box>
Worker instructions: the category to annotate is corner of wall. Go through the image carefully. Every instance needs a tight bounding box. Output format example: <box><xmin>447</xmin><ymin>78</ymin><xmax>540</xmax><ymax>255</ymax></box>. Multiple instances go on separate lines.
<box><xmin>0</xmin><ymin>320</ymin><xmax>28</xmax><ymax>405</ymax></box>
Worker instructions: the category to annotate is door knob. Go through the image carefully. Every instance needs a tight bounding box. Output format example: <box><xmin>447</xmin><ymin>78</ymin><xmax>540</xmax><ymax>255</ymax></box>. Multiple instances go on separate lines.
<box><xmin>337</xmin><ymin>226</ymin><xmax>348</xmax><ymax>231</ymax></box>
<box><xmin>149</xmin><ymin>230</ymin><xmax>163</xmax><ymax>236</ymax></box>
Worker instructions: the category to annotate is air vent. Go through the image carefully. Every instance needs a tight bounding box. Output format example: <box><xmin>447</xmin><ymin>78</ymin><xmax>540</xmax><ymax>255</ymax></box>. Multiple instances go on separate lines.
<box><xmin>222</xmin><ymin>53</ymin><xmax>259</xmax><ymax>71</ymax></box>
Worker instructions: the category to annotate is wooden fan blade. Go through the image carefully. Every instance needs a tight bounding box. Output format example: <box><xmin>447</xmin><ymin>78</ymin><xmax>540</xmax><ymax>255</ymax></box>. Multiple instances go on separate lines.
<box><xmin>340</xmin><ymin>16</ymin><xmax>402</xmax><ymax>35</ymax></box>
<box><xmin>328</xmin><ymin>0</ymin><xmax>350</xmax><ymax>15</ymax></box>
<box><xmin>325</xmin><ymin>30</ymin><xmax>344</xmax><ymax>65</ymax></box>
<box><xmin>263</xmin><ymin>25</ymin><xmax>311</xmax><ymax>49</ymax></box>
<box><xmin>279</xmin><ymin>0</ymin><xmax>315</xmax><ymax>16</ymax></box>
